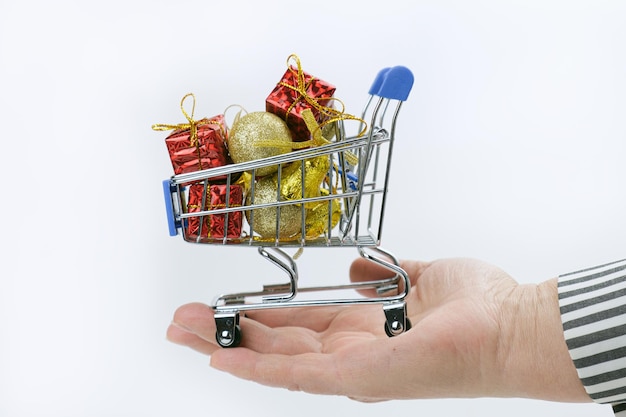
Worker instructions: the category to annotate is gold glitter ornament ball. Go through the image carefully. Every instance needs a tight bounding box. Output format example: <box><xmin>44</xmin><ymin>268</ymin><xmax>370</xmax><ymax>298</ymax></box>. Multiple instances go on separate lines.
<box><xmin>228</xmin><ymin>111</ymin><xmax>293</xmax><ymax>177</ymax></box>
<box><xmin>246</xmin><ymin>174</ymin><xmax>302</xmax><ymax>239</ymax></box>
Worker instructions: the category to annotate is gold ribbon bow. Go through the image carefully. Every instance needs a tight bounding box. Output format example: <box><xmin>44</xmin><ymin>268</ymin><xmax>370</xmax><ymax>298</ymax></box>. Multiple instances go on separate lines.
<box><xmin>301</xmin><ymin>110</ymin><xmax>359</xmax><ymax>167</ymax></box>
<box><xmin>280</xmin><ymin>54</ymin><xmax>367</xmax><ymax>138</ymax></box>
<box><xmin>152</xmin><ymin>93</ymin><xmax>215</xmax><ymax>146</ymax></box>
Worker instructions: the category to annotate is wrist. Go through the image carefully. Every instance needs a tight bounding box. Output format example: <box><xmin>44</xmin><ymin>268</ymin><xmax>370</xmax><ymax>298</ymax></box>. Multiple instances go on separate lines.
<box><xmin>495</xmin><ymin>279</ymin><xmax>590</xmax><ymax>402</ymax></box>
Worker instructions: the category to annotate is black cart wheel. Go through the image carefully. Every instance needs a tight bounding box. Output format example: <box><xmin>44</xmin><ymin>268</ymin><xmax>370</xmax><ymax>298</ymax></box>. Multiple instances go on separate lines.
<box><xmin>384</xmin><ymin>318</ymin><xmax>412</xmax><ymax>337</ymax></box>
<box><xmin>216</xmin><ymin>325</ymin><xmax>242</xmax><ymax>348</ymax></box>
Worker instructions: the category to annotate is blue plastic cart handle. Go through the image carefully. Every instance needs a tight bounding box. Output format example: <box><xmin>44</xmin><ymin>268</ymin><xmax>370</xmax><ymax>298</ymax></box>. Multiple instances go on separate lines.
<box><xmin>162</xmin><ymin>179</ymin><xmax>179</xmax><ymax>236</ymax></box>
<box><xmin>368</xmin><ymin>66</ymin><xmax>414</xmax><ymax>101</ymax></box>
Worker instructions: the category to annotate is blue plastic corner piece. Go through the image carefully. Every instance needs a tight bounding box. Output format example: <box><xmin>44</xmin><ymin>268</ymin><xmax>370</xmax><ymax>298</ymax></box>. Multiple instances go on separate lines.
<box><xmin>162</xmin><ymin>179</ymin><xmax>179</xmax><ymax>236</ymax></box>
<box><xmin>369</xmin><ymin>66</ymin><xmax>414</xmax><ymax>101</ymax></box>
<box><xmin>346</xmin><ymin>171</ymin><xmax>359</xmax><ymax>191</ymax></box>
<box><xmin>337</xmin><ymin>168</ymin><xmax>359</xmax><ymax>191</ymax></box>
<box><xmin>368</xmin><ymin>67</ymin><xmax>390</xmax><ymax>96</ymax></box>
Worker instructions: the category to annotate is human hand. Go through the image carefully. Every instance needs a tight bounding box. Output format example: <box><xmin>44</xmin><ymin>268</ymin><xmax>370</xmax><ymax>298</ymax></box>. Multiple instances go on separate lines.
<box><xmin>166</xmin><ymin>257</ymin><xmax>589</xmax><ymax>403</ymax></box>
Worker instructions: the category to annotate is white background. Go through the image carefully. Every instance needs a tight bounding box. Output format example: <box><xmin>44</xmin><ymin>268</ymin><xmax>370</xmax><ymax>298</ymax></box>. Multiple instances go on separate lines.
<box><xmin>1</xmin><ymin>0</ymin><xmax>624</xmax><ymax>416</ymax></box>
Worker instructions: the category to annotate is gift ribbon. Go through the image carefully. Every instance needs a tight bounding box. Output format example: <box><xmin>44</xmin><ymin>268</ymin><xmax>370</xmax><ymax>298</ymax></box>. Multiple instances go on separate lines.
<box><xmin>301</xmin><ymin>109</ymin><xmax>359</xmax><ymax>167</ymax></box>
<box><xmin>279</xmin><ymin>54</ymin><xmax>367</xmax><ymax>138</ymax></box>
<box><xmin>152</xmin><ymin>93</ymin><xmax>222</xmax><ymax>170</ymax></box>
<box><xmin>189</xmin><ymin>185</ymin><xmax>244</xmax><ymax>211</ymax></box>
<box><xmin>256</xmin><ymin>108</ymin><xmax>359</xmax><ymax>167</ymax></box>
<box><xmin>188</xmin><ymin>202</ymin><xmax>244</xmax><ymax>210</ymax></box>
<box><xmin>223</xmin><ymin>104</ymin><xmax>248</xmax><ymax>130</ymax></box>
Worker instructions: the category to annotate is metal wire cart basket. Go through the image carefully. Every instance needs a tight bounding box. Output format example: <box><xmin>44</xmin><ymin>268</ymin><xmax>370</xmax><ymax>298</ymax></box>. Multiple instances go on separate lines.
<box><xmin>162</xmin><ymin>65</ymin><xmax>414</xmax><ymax>347</ymax></box>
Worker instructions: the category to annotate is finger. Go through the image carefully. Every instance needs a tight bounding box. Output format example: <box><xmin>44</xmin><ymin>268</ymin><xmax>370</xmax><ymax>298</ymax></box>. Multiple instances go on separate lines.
<box><xmin>349</xmin><ymin>257</ymin><xmax>396</xmax><ymax>283</ymax></box>
<box><xmin>400</xmin><ymin>259</ymin><xmax>433</xmax><ymax>287</ymax></box>
<box><xmin>170</xmin><ymin>302</ymin><xmax>216</xmax><ymax>342</ymax></box>
<box><xmin>349</xmin><ymin>257</ymin><xmax>396</xmax><ymax>297</ymax></box>
<box><xmin>240</xmin><ymin>318</ymin><xmax>323</xmax><ymax>354</ymax></box>
<box><xmin>349</xmin><ymin>257</ymin><xmax>431</xmax><ymax>297</ymax></box>
<box><xmin>243</xmin><ymin>305</ymin><xmax>341</xmax><ymax>331</ymax></box>
<box><xmin>171</xmin><ymin>302</ymin><xmax>325</xmax><ymax>355</ymax></box>
<box><xmin>209</xmin><ymin>337</ymin><xmax>409</xmax><ymax>399</ymax></box>
<box><xmin>172</xmin><ymin>300</ymin><xmax>344</xmax><ymax>334</ymax></box>
<box><xmin>166</xmin><ymin>322</ymin><xmax>219</xmax><ymax>356</ymax></box>
<box><xmin>210</xmin><ymin>348</ymin><xmax>339</xmax><ymax>394</ymax></box>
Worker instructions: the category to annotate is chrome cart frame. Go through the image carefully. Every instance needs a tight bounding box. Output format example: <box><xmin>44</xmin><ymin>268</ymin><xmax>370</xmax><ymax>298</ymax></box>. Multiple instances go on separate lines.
<box><xmin>162</xmin><ymin>66</ymin><xmax>414</xmax><ymax>347</ymax></box>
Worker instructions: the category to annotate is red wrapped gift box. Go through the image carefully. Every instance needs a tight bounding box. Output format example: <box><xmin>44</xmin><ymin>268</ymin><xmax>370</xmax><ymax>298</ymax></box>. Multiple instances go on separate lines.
<box><xmin>164</xmin><ymin>114</ymin><xmax>230</xmax><ymax>176</ymax></box>
<box><xmin>186</xmin><ymin>183</ymin><xmax>243</xmax><ymax>239</ymax></box>
<box><xmin>266</xmin><ymin>56</ymin><xmax>336</xmax><ymax>141</ymax></box>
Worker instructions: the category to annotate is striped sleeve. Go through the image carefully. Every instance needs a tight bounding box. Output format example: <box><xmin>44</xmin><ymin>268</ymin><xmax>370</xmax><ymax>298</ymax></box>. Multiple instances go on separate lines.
<box><xmin>558</xmin><ymin>258</ymin><xmax>626</xmax><ymax>416</ymax></box>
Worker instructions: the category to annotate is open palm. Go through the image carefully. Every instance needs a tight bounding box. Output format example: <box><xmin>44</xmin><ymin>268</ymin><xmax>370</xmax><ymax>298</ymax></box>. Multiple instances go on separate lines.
<box><xmin>166</xmin><ymin>257</ymin><xmax>531</xmax><ymax>401</ymax></box>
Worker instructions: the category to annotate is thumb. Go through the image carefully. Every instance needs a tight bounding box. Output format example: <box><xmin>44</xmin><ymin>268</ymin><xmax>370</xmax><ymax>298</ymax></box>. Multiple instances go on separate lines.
<box><xmin>349</xmin><ymin>257</ymin><xmax>430</xmax><ymax>297</ymax></box>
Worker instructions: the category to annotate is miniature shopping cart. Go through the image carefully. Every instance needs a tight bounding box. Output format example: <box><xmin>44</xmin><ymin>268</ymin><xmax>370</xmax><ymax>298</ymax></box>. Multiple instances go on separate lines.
<box><xmin>162</xmin><ymin>66</ymin><xmax>414</xmax><ymax>347</ymax></box>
